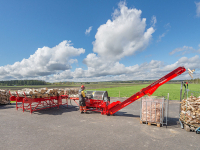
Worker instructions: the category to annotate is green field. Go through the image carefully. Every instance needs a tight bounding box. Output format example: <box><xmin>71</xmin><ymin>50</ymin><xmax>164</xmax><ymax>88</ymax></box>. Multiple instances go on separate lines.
<box><xmin>1</xmin><ymin>82</ymin><xmax>200</xmax><ymax>100</ymax></box>
<box><xmin>90</xmin><ymin>84</ymin><xmax>200</xmax><ymax>100</ymax></box>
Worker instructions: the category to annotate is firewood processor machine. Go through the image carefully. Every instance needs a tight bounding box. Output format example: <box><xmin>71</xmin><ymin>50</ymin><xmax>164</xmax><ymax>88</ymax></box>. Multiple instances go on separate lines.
<box><xmin>71</xmin><ymin>66</ymin><xmax>187</xmax><ymax>115</ymax></box>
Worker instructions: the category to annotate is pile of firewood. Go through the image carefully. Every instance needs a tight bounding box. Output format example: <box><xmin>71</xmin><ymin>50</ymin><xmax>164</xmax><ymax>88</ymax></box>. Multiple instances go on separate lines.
<box><xmin>180</xmin><ymin>96</ymin><xmax>200</xmax><ymax>126</ymax></box>
<box><xmin>141</xmin><ymin>97</ymin><xmax>165</xmax><ymax>123</ymax></box>
<box><xmin>0</xmin><ymin>89</ymin><xmax>10</xmax><ymax>104</ymax></box>
<box><xmin>10</xmin><ymin>88</ymin><xmax>79</xmax><ymax>98</ymax></box>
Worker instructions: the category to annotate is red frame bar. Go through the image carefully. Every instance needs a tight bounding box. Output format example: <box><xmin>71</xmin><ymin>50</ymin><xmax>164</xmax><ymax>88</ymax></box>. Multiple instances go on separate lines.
<box><xmin>107</xmin><ymin>66</ymin><xmax>186</xmax><ymax>115</ymax></box>
<box><xmin>9</xmin><ymin>92</ymin><xmax>69</xmax><ymax>114</ymax></box>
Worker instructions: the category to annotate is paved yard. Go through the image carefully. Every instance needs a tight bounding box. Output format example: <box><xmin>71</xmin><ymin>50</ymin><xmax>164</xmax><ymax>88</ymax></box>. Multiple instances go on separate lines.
<box><xmin>0</xmin><ymin>98</ymin><xmax>199</xmax><ymax>150</ymax></box>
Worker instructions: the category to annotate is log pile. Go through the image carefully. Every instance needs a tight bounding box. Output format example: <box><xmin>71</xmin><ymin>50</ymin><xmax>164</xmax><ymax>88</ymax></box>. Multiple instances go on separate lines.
<box><xmin>180</xmin><ymin>96</ymin><xmax>200</xmax><ymax>127</ymax></box>
<box><xmin>0</xmin><ymin>89</ymin><xmax>10</xmax><ymax>104</ymax></box>
<box><xmin>141</xmin><ymin>97</ymin><xmax>165</xmax><ymax>123</ymax></box>
<box><xmin>10</xmin><ymin>88</ymin><xmax>79</xmax><ymax>98</ymax></box>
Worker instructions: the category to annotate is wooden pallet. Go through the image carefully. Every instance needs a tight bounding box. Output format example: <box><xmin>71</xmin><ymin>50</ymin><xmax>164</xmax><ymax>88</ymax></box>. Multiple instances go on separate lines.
<box><xmin>140</xmin><ymin>120</ymin><xmax>161</xmax><ymax>127</ymax></box>
<box><xmin>179</xmin><ymin>119</ymin><xmax>200</xmax><ymax>132</ymax></box>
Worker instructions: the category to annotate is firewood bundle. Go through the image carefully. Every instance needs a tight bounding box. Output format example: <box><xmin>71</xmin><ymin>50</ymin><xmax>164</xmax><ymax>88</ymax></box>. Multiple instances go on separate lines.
<box><xmin>180</xmin><ymin>96</ymin><xmax>200</xmax><ymax>126</ymax></box>
<box><xmin>64</xmin><ymin>88</ymin><xmax>79</xmax><ymax>97</ymax></box>
<box><xmin>0</xmin><ymin>89</ymin><xmax>10</xmax><ymax>104</ymax></box>
<box><xmin>141</xmin><ymin>97</ymin><xmax>165</xmax><ymax>123</ymax></box>
<box><xmin>10</xmin><ymin>88</ymin><xmax>79</xmax><ymax>98</ymax></box>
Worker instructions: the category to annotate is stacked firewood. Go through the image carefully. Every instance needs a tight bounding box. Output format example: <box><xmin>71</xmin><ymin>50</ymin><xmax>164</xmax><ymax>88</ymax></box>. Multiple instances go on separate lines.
<box><xmin>10</xmin><ymin>88</ymin><xmax>79</xmax><ymax>98</ymax></box>
<box><xmin>64</xmin><ymin>88</ymin><xmax>79</xmax><ymax>97</ymax></box>
<box><xmin>0</xmin><ymin>89</ymin><xmax>10</xmax><ymax>104</ymax></box>
<box><xmin>141</xmin><ymin>97</ymin><xmax>165</xmax><ymax>123</ymax></box>
<box><xmin>180</xmin><ymin>96</ymin><xmax>200</xmax><ymax>126</ymax></box>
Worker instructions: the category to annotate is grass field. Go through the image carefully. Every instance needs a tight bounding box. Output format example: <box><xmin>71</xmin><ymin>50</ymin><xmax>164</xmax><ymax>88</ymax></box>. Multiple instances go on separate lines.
<box><xmin>1</xmin><ymin>83</ymin><xmax>200</xmax><ymax>100</ymax></box>
<box><xmin>90</xmin><ymin>84</ymin><xmax>200</xmax><ymax>100</ymax></box>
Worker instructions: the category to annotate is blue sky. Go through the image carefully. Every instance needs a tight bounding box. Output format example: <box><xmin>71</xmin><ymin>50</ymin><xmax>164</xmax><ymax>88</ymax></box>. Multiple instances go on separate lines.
<box><xmin>0</xmin><ymin>0</ymin><xmax>200</xmax><ymax>82</ymax></box>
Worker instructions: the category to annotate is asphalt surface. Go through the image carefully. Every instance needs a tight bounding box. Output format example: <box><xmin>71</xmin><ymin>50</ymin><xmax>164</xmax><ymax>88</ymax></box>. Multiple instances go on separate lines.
<box><xmin>0</xmin><ymin>98</ymin><xmax>200</xmax><ymax>150</ymax></box>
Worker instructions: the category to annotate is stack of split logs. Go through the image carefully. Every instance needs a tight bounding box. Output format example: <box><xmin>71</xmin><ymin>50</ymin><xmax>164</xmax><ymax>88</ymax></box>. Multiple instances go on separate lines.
<box><xmin>180</xmin><ymin>96</ymin><xmax>200</xmax><ymax>126</ymax></box>
<box><xmin>10</xmin><ymin>88</ymin><xmax>79</xmax><ymax>98</ymax></box>
<box><xmin>0</xmin><ymin>89</ymin><xmax>10</xmax><ymax>104</ymax></box>
<box><xmin>141</xmin><ymin>97</ymin><xmax>165</xmax><ymax>123</ymax></box>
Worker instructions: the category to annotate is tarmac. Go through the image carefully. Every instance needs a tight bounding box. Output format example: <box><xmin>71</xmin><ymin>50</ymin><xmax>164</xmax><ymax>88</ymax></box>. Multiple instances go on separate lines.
<box><xmin>0</xmin><ymin>98</ymin><xmax>200</xmax><ymax>150</ymax></box>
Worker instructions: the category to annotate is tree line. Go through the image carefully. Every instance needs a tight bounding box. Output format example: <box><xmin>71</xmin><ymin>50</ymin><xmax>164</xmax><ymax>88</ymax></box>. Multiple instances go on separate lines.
<box><xmin>0</xmin><ymin>80</ymin><xmax>50</xmax><ymax>86</ymax></box>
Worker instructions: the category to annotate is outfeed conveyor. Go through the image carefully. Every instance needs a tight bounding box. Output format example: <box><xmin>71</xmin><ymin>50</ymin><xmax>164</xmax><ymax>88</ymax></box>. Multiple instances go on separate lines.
<box><xmin>83</xmin><ymin>66</ymin><xmax>186</xmax><ymax>115</ymax></box>
<box><xmin>10</xmin><ymin>92</ymin><xmax>69</xmax><ymax>114</ymax></box>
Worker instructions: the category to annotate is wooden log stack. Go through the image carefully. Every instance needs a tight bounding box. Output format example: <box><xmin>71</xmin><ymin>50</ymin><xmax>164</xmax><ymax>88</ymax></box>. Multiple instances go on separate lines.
<box><xmin>141</xmin><ymin>97</ymin><xmax>165</xmax><ymax>123</ymax></box>
<box><xmin>0</xmin><ymin>89</ymin><xmax>10</xmax><ymax>104</ymax></box>
<box><xmin>180</xmin><ymin>96</ymin><xmax>200</xmax><ymax>127</ymax></box>
<box><xmin>10</xmin><ymin>88</ymin><xmax>79</xmax><ymax>98</ymax></box>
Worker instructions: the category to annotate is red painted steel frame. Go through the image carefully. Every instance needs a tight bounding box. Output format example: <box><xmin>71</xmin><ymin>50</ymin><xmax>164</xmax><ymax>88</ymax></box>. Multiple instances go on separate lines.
<box><xmin>85</xmin><ymin>99</ymin><xmax>109</xmax><ymax>114</ymax></box>
<box><xmin>69</xmin><ymin>97</ymin><xmax>109</xmax><ymax>114</ymax></box>
<box><xmin>57</xmin><ymin>66</ymin><xmax>186</xmax><ymax>115</ymax></box>
<box><xmin>9</xmin><ymin>92</ymin><xmax>69</xmax><ymax>114</ymax></box>
<box><xmin>106</xmin><ymin>66</ymin><xmax>186</xmax><ymax>115</ymax></box>
<box><xmin>9</xmin><ymin>91</ymin><xmax>24</xmax><ymax>110</ymax></box>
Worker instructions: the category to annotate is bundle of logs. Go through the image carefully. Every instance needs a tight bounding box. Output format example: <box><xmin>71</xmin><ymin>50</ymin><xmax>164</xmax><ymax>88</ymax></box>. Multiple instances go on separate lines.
<box><xmin>141</xmin><ymin>97</ymin><xmax>165</xmax><ymax>123</ymax></box>
<box><xmin>10</xmin><ymin>88</ymin><xmax>79</xmax><ymax>98</ymax></box>
<box><xmin>180</xmin><ymin>96</ymin><xmax>200</xmax><ymax>126</ymax></box>
<box><xmin>0</xmin><ymin>89</ymin><xmax>10</xmax><ymax>104</ymax></box>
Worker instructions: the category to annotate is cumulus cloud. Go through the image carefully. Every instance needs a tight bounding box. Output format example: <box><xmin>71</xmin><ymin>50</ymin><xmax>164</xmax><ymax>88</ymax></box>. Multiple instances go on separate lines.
<box><xmin>92</xmin><ymin>1</ymin><xmax>155</xmax><ymax>61</ymax></box>
<box><xmin>0</xmin><ymin>40</ymin><xmax>85</xmax><ymax>80</ymax></box>
<box><xmin>1</xmin><ymin>1</ymin><xmax>199</xmax><ymax>82</ymax></box>
<box><xmin>85</xmin><ymin>26</ymin><xmax>93</xmax><ymax>35</ymax></box>
<box><xmin>69</xmin><ymin>59</ymin><xmax>78</xmax><ymax>64</ymax></box>
<box><xmin>75</xmin><ymin>1</ymin><xmax>156</xmax><ymax>80</ymax></box>
<box><xmin>195</xmin><ymin>2</ymin><xmax>200</xmax><ymax>17</ymax></box>
<box><xmin>49</xmin><ymin>55</ymin><xmax>200</xmax><ymax>82</ymax></box>
<box><xmin>161</xmin><ymin>55</ymin><xmax>200</xmax><ymax>73</ymax></box>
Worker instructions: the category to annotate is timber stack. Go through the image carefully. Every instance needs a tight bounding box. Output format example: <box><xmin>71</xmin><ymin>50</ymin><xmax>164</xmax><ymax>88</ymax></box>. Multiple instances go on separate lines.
<box><xmin>180</xmin><ymin>95</ymin><xmax>200</xmax><ymax>128</ymax></box>
<box><xmin>10</xmin><ymin>88</ymin><xmax>79</xmax><ymax>98</ymax></box>
<box><xmin>140</xmin><ymin>96</ymin><xmax>166</xmax><ymax>126</ymax></box>
<box><xmin>0</xmin><ymin>89</ymin><xmax>10</xmax><ymax>104</ymax></box>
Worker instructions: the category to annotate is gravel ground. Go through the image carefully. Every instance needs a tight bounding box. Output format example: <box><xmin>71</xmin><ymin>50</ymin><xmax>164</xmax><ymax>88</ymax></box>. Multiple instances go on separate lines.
<box><xmin>0</xmin><ymin>98</ymin><xmax>200</xmax><ymax>150</ymax></box>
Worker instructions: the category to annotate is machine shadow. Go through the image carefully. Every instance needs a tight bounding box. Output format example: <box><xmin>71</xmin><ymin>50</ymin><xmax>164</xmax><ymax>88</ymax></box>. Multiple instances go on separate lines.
<box><xmin>167</xmin><ymin>117</ymin><xmax>180</xmax><ymax>127</ymax></box>
<box><xmin>30</xmin><ymin>105</ymin><xmax>79</xmax><ymax>115</ymax></box>
<box><xmin>114</xmin><ymin>111</ymin><xmax>140</xmax><ymax>118</ymax></box>
<box><xmin>0</xmin><ymin>103</ymin><xmax>16</xmax><ymax>110</ymax></box>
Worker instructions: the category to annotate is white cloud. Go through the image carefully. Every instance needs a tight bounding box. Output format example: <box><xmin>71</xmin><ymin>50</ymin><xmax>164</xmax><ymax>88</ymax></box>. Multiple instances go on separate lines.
<box><xmin>1</xmin><ymin>1</ymin><xmax>200</xmax><ymax>82</ymax></box>
<box><xmin>151</xmin><ymin>15</ymin><xmax>157</xmax><ymax>27</ymax></box>
<box><xmin>0</xmin><ymin>40</ymin><xmax>85</xmax><ymax>80</ymax></box>
<box><xmin>69</xmin><ymin>59</ymin><xmax>78</xmax><ymax>64</ymax></box>
<box><xmin>164</xmin><ymin>23</ymin><xmax>171</xmax><ymax>29</ymax></box>
<box><xmin>157</xmin><ymin>32</ymin><xmax>166</xmax><ymax>43</ymax></box>
<box><xmin>169</xmin><ymin>45</ymin><xmax>195</xmax><ymax>55</ymax></box>
<box><xmin>49</xmin><ymin>55</ymin><xmax>200</xmax><ymax>82</ymax></box>
<box><xmin>85</xmin><ymin>26</ymin><xmax>93</xmax><ymax>35</ymax></box>
<box><xmin>195</xmin><ymin>2</ymin><xmax>200</xmax><ymax>17</ymax></box>
<box><xmin>92</xmin><ymin>1</ymin><xmax>155</xmax><ymax>61</ymax></box>
<box><xmin>157</xmin><ymin>23</ymin><xmax>170</xmax><ymax>43</ymax></box>
<box><xmin>161</xmin><ymin>55</ymin><xmax>200</xmax><ymax>72</ymax></box>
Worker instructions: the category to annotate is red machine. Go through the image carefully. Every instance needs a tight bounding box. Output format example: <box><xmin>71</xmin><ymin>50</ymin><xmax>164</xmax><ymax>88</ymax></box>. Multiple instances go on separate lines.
<box><xmin>9</xmin><ymin>66</ymin><xmax>186</xmax><ymax>115</ymax></box>
<box><xmin>10</xmin><ymin>91</ymin><xmax>68</xmax><ymax>114</ymax></box>
<box><xmin>82</xmin><ymin>66</ymin><xmax>186</xmax><ymax>115</ymax></box>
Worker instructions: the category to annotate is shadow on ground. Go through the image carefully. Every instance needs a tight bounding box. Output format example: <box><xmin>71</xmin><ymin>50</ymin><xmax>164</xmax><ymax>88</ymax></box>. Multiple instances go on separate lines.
<box><xmin>0</xmin><ymin>103</ymin><xmax>15</xmax><ymax>110</ymax></box>
<box><xmin>30</xmin><ymin>105</ymin><xmax>79</xmax><ymax>115</ymax></box>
